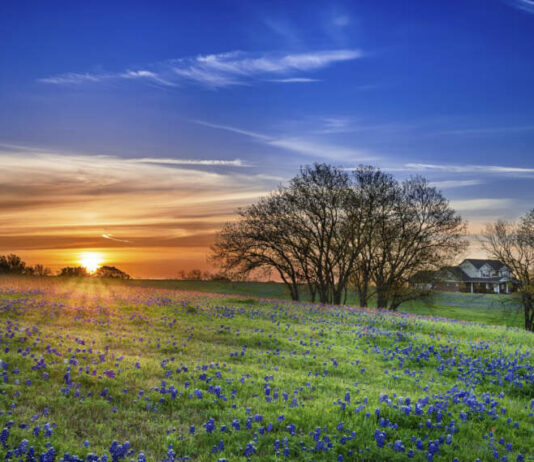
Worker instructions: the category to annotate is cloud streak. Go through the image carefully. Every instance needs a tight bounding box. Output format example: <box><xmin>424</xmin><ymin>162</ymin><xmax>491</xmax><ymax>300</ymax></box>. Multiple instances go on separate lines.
<box><xmin>192</xmin><ymin>119</ymin><xmax>376</xmax><ymax>162</ymax></box>
<box><xmin>0</xmin><ymin>148</ymin><xmax>278</xmax><ymax>275</ymax></box>
<box><xmin>40</xmin><ymin>69</ymin><xmax>177</xmax><ymax>87</ymax></box>
<box><xmin>132</xmin><ymin>157</ymin><xmax>248</xmax><ymax>167</ymax></box>
<box><xmin>268</xmin><ymin>77</ymin><xmax>320</xmax><ymax>83</ymax></box>
<box><xmin>450</xmin><ymin>198</ymin><xmax>515</xmax><ymax>212</ymax></box>
<box><xmin>102</xmin><ymin>234</ymin><xmax>131</xmax><ymax>243</ymax></box>
<box><xmin>437</xmin><ymin>125</ymin><xmax>534</xmax><ymax>136</ymax></box>
<box><xmin>404</xmin><ymin>163</ymin><xmax>534</xmax><ymax>176</ymax></box>
<box><xmin>430</xmin><ymin>179</ymin><xmax>483</xmax><ymax>189</ymax></box>
<box><xmin>40</xmin><ymin>49</ymin><xmax>362</xmax><ymax>89</ymax></box>
<box><xmin>502</xmin><ymin>0</ymin><xmax>534</xmax><ymax>14</ymax></box>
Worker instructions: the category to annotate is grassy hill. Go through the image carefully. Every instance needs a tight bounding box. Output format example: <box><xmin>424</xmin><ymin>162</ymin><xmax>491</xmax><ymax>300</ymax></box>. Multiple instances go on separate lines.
<box><xmin>0</xmin><ymin>276</ymin><xmax>532</xmax><ymax>461</ymax></box>
<box><xmin>127</xmin><ymin>279</ymin><xmax>524</xmax><ymax>329</ymax></box>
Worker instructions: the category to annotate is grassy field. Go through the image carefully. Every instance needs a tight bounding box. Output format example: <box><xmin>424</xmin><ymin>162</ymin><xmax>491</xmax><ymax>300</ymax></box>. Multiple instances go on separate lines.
<box><xmin>128</xmin><ymin>279</ymin><xmax>525</xmax><ymax>329</ymax></box>
<box><xmin>1</xmin><ymin>276</ymin><xmax>533</xmax><ymax>461</ymax></box>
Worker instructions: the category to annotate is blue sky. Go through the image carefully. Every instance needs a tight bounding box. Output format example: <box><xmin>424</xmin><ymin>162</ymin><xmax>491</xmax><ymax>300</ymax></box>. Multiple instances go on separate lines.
<box><xmin>1</xmin><ymin>0</ymin><xmax>534</xmax><ymax>276</ymax></box>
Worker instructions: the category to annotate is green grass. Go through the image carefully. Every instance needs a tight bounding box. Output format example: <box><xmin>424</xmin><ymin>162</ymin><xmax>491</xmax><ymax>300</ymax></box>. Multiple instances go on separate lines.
<box><xmin>399</xmin><ymin>300</ymin><xmax>524</xmax><ymax>329</ymax></box>
<box><xmin>128</xmin><ymin>278</ymin><xmax>525</xmax><ymax>329</ymax></box>
<box><xmin>0</xmin><ymin>276</ymin><xmax>532</xmax><ymax>461</ymax></box>
<box><xmin>129</xmin><ymin>279</ymin><xmax>292</xmax><ymax>299</ymax></box>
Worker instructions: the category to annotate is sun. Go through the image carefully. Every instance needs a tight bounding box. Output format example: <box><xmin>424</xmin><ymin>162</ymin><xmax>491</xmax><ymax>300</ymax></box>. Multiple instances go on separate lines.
<box><xmin>79</xmin><ymin>252</ymin><xmax>103</xmax><ymax>273</ymax></box>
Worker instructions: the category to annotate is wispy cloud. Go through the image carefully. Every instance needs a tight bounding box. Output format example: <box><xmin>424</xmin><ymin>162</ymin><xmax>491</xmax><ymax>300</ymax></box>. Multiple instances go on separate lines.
<box><xmin>0</xmin><ymin>149</ymin><xmax>278</xmax><ymax>256</ymax></box>
<box><xmin>316</xmin><ymin>117</ymin><xmax>353</xmax><ymax>134</ymax></box>
<box><xmin>192</xmin><ymin>119</ymin><xmax>376</xmax><ymax>162</ymax></box>
<box><xmin>102</xmin><ymin>234</ymin><xmax>131</xmax><ymax>243</ymax></box>
<box><xmin>132</xmin><ymin>157</ymin><xmax>248</xmax><ymax>167</ymax></box>
<box><xmin>40</xmin><ymin>73</ymin><xmax>108</xmax><ymax>85</ymax></box>
<box><xmin>437</xmin><ymin>125</ymin><xmax>534</xmax><ymax>136</ymax></box>
<box><xmin>450</xmin><ymin>198</ymin><xmax>515</xmax><ymax>212</ymax></box>
<box><xmin>404</xmin><ymin>163</ymin><xmax>534</xmax><ymax>176</ymax></box>
<box><xmin>430</xmin><ymin>179</ymin><xmax>483</xmax><ymax>189</ymax></box>
<box><xmin>40</xmin><ymin>69</ymin><xmax>176</xmax><ymax>87</ymax></box>
<box><xmin>269</xmin><ymin>77</ymin><xmax>320</xmax><ymax>83</ymax></box>
<box><xmin>40</xmin><ymin>49</ymin><xmax>362</xmax><ymax>89</ymax></box>
<box><xmin>502</xmin><ymin>0</ymin><xmax>534</xmax><ymax>14</ymax></box>
<box><xmin>268</xmin><ymin>137</ymin><xmax>372</xmax><ymax>161</ymax></box>
<box><xmin>191</xmin><ymin>120</ymin><xmax>270</xmax><ymax>140</ymax></box>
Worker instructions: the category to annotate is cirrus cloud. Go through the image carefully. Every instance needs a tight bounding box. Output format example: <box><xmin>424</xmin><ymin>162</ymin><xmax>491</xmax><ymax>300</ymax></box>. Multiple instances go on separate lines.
<box><xmin>39</xmin><ymin>49</ymin><xmax>362</xmax><ymax>89</ymax></box>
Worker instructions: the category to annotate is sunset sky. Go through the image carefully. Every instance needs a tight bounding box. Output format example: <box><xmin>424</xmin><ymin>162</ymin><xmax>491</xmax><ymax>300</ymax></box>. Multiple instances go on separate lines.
<box><xmin>1</xmin><ymin>0</ymin><xmax>534</xmax><ymax>278</ymax></box>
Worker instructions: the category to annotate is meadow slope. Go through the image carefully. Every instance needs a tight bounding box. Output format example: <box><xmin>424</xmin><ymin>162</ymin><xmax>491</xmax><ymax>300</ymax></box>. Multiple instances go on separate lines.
<box><xmin>0</xmin><ymin>277</ymin><xmax>533</xmax><ymax>461</ymax></box>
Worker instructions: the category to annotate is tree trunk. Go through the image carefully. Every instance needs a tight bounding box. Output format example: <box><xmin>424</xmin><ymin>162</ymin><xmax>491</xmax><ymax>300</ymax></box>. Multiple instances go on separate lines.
<box><xmin>318</xmin><ymin>284</ymin><xmax>329</xmax><ymax>304</ymax></box>
<box><xmin>279</xmin><ymin>272</ymin><xmax>299</xmax><ymax>301</ymax></box>
<box><xmin>358</xmin><ymin>286</ymin><xmax>368</xmax><ymax>308</ymax></box>
<box><xmin>523</xmin><ymin>292</ymin><xmax>534</xmax><ymax>331</ymax></box>
<box><xmin>290</xmin><ymin>279</ymin><xmax>300</xmax><ymax>301</ymax></box>
<box><xmin>333</xmin><ymin>288</ymin><xmax>342</xmax><ymax>305</ymax></box>
<box><xmin>307</xmin><ymin>282</ymin><xmax>317</xmax><ymax>303</ymax></box>
<box><xmin>376</xmin><ymin>290</ymin><xmax>388</xmax><ymax>309</ymax></box>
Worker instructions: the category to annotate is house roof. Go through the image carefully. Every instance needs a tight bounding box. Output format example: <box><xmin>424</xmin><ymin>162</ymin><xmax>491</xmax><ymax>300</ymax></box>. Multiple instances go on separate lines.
<box><xmin>461</xmin><ymin>259</ymin><xmax>506</xmax><ymax>271</ymax></box>
<box><xmin>414</xmin><ymin>259</ymin><xmax>520</xmax><ymax>285</ymax></box>
<box><xmin>440</xmin><ymin>266</ymin><xmax>470</xmax><ymax>281</ymax></box>
<box><xmin>437</xmin><ymin>265</ymin><xmax>519</xmax><ymax>284</ymax></box>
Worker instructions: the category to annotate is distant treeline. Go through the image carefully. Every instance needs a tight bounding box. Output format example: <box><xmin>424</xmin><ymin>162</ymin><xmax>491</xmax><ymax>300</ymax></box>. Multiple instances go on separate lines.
<box><xmin>176</xmin><ymin>269</ymin><xmax>235</xmax><ymax>282</ymax></box>
<box><xmin>0</xmin><ymin>254</ymin><xmax>52</xmax><ymax>276</ymax></box>
<box><xmin>59</xmin><ymin>265</ymin><xmax>131</xmax><ymax>279</ymax></box>
<box><xmin>0</xmin><ymin>254</ymin><xmax>130</xmax><ymax>279</ymax></box>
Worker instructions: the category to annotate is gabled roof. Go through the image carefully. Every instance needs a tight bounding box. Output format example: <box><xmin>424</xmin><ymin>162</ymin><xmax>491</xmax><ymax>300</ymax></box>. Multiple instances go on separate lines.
<box><xmin>461</xmin><ymin>259</ymin><xmax>506</xmax><ymax>271</ymax></box>
<box><xmin>436</xmin><ymin>264</ymin><xmax>519</xmax><ymax>284</ymax></box>
<box><xmin>440</xmin><ymin>266</ymin><xmax>470</xmax><ymax>281</ymax></box>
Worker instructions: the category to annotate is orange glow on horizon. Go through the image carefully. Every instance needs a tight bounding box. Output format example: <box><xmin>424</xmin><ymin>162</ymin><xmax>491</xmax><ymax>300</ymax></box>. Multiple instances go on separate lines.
<box><xmin>79</xmin><ymin>252</ymin><xmax>104</xmax><ymax>273</ymax></box>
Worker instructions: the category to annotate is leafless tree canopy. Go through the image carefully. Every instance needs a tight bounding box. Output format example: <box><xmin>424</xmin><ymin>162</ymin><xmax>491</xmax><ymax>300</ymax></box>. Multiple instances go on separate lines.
<box><xmin>482</xmin><ymin>210</ymin><xmax>534</xmax><ymax>330</ymax></box>
<box><xmin>366</xmin><ymin>175</ymin><xmax>467</xmax><ymax>310</ymax></box>
<box><xmin>211</xmin><ymin>163</ymin><xmax>467</xmax><ymax>309</ymax></box>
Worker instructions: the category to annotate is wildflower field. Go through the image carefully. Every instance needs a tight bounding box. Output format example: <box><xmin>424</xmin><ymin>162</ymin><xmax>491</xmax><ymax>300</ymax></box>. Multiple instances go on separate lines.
<box><xmin>1</xmin><ymin>277</ymin><xmax>533</xmax><ymax>461</ymax></box>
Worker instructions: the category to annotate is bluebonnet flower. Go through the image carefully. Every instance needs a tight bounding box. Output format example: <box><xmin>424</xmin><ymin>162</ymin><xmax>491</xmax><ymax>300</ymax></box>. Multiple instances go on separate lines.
<box><xmin>243</xmin><ymin>442</ymin><xmax>256</xmax><ymax>458</ymax></box>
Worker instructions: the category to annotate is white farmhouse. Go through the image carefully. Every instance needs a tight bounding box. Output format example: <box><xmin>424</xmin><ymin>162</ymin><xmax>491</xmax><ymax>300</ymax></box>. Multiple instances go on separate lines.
<box><xmin>437</xmin><ymin>259</ymin><xmax>518</xmax><ymax>294</ymax></box>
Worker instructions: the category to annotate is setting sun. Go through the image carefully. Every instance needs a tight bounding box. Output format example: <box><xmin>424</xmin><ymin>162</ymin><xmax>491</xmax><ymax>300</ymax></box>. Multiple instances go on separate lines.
<box><xmin>79</xmin><ymin>252</ymin><xmax>103</xmax><ymax>273</ymax></box>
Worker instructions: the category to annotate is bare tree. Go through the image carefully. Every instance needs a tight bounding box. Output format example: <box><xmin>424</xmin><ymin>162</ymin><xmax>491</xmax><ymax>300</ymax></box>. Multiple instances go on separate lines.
<box><xmin>370</xmin><ymin>176</ymin><xmax>467</xmax><ymax>310</ymax></box>
<box><xmin>482</xmin><ymin>210</ymin><xmax>534</xmax><ymax>331</ymax></box>
<box><xmin>284</xmin><ymin>164</ymin><xmax>363</xmax><ymax>304</ymax></box>
<box><xmin>211</xmin><ymin>189</ymin><xmax>306</xmax><ymax>300</ymax></box>
<box><xmin>211</xmin><ymin>164</ymin><xmax>363</xmax><ymax>303</ymax></box>
<box><xmin>212</xmin><ymin>164</ymin><xmax>466</xmax><ymax>308</ymax></box>
<box><xmin>349</xmin><ymin>167</ymin><xmax>399</xmax><ymax>307</ymax></box>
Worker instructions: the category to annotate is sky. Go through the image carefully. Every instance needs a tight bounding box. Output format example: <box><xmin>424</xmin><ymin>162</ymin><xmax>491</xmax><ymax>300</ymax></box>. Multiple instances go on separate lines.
<box><xmin>1</xmin><ymin>0</ymin><xmax>534</xmax><ymax>278</ymax></box>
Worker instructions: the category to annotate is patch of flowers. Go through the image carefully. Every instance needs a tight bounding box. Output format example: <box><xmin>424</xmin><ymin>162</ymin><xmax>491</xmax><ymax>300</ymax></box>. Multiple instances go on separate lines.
<box><xmin>0</xmin><ymin>278</ymin><xmax>532</xmax><ymax>460</ymax></box>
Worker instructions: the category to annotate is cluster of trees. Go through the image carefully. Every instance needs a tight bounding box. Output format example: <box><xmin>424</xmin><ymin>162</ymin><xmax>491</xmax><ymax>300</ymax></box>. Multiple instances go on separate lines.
<box><xmin>177</xmin><ymin>269</ymin><xmax>233</xmax><ymax>282</ymax></box>
<box><xmin>483</xmin><ymin>209</ymin><xmax>534</xmax><ymax>331</ymax></box>
<box><xmin>0</xmin><ymin>255</ymin><xmax>130</xmax><ymax>279</ymax></box>
<box><xmin>58</xmin><ymin>266</ymin><xmax>89</xmax><ymax>277</ymax></box>
<box><xmin>211</xmin><ymin>164</ymin><xmax>467</xmax><ymax>310</ymax></box>
<box><xmin>59</xmin><ymin>265</ymin><xmax>131</xmax><ymax>279</ymax></box>
<box><xmin>0</xmin><ymin>254</ymin><xmax>51</xmax><ymax>276</ymax></box>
